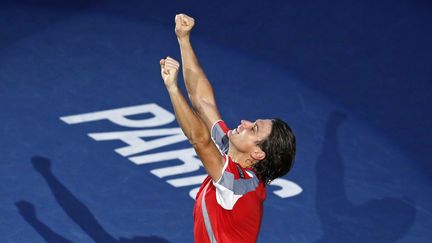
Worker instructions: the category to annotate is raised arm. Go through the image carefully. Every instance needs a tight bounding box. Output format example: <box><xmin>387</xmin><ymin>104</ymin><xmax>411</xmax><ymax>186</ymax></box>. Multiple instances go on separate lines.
<box><xmin>160</xmin><ymin>56</ymin><xmax>224</xmax><ymax>181</ymax></box>
<box><xmin>175</xmin><ymin>14</ymin><xmax>222</xmax><ymax>130</ymax></box>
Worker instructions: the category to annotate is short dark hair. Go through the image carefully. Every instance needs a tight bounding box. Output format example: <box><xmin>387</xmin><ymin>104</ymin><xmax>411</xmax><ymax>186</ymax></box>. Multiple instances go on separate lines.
<box><xmin>253</xmin><ymin>118</ymin><xmax>296</xmax><ymax>185</ymax></box>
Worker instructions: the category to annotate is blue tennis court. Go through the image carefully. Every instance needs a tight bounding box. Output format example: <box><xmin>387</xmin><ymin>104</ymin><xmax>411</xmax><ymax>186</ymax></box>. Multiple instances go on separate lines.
<box><xmin>1</xmin><ymin>0</ymin><xmax>431</xmax><ymax>242</ymax></box>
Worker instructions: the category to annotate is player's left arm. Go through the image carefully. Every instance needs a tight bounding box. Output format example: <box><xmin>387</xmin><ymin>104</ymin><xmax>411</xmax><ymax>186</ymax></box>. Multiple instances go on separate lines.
<box><xmin>160</xmin><ymin>56</ymin><xmax>224</xmax><ymax>181</ymax></box>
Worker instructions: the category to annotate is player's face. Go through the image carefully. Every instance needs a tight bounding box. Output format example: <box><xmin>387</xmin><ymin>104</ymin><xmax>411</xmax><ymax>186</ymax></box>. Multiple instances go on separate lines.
<box><xmin>228</xmin><ymin>119</ymin><xmax>273</xmax><ymax>154</ymax></box>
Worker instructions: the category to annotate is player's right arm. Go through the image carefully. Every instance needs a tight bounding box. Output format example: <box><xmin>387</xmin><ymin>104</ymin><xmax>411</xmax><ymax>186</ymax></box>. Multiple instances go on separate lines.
<box><xmin>160</xmin><ymin>56</ymin><xmax>225</xmax><ymax>182</ymax></box>
<box><xmin>175</xmin><ymin>14</ymin><xmax>222</xmax><ymax>130</ymax></box>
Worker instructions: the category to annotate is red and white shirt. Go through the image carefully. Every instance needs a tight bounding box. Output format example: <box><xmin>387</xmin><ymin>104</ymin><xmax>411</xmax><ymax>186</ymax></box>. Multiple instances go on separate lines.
<box><xmin>194</xmin><ymin>121</ymin><xmax>266</xmax><ymax>243</ymax></box>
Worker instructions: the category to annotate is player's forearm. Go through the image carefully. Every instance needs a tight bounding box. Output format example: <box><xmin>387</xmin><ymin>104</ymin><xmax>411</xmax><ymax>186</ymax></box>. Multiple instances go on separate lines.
<box><xmin>166</xmin><ymin>84</ymin><xmax>223</xmax><ymax>181</ymax></box>
<box><xmin>166</xmin><ymin>85</ymin><xmax>210</xmax><ymax>145</ymax></box>
<box><xmin>178</xmin><ymin>37</ymin><xmax>217</xmax><ymax>110</ymax></box>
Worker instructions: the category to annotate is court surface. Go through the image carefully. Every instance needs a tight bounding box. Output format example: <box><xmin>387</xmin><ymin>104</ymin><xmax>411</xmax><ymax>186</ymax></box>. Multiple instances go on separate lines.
<box><xmin>1</xmin><ymin>1</ymin><xmax>431</xmax><ymax>242</ymax></box>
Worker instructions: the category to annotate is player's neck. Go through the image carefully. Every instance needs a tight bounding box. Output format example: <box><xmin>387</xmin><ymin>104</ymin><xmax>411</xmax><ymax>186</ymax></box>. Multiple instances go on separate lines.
<box><xmin>228</xmin><ymin>148</ymin><xmax>254</xmax><ymax>168</ymax></box>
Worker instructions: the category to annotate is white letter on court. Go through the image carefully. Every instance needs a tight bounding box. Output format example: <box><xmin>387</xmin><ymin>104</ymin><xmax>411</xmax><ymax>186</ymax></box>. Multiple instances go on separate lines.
<box><xmin>270</xmin><ymin>178</ymin><xmax>303</xmax><ymax>198</ymax></box>
<box><xmin>88</xmin><ymin>128</ymin><xmax>187</xmax><ymax>157</ymax></box>
<box><xmin>60</xmin><ymin>103</ymin><xmax>174</xmax><ymax>128</ymax></box>
<box><xmin>166</xmin><ymin>174</ymin><xmax>207</xmax><ymax>187</ymax></box>
<box><xmin>129</xmin><ymin>148</ymin><xmax>203</xmax><ymax>178</ymax></box>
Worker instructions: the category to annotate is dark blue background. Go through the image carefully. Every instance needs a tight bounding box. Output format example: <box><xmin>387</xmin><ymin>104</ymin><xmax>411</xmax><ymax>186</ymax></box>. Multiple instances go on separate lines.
<box><xmin>1</xmin><ymin>0</ymin><xmax>431</xmax><ymax>242</ymax></box>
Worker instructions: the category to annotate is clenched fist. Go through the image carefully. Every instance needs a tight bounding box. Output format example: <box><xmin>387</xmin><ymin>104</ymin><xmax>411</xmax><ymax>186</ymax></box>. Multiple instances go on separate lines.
<box><xmin>175</xmin><ymin>13</ymin><xmax>195</xmax><ymax>39</ymax></box>
<box><xmin>160</xmin><ymin>56</ymin><xmax>180</xmax><ymax>88</ymax></box>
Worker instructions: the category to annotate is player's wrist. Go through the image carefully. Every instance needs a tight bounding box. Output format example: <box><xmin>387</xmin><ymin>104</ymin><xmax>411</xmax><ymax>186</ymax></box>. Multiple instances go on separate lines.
<box><xmin>165</xmin><ymin>82</ymin><xmax>179</xmax><ymax>92</ymax></box>
<box><xmin>177</xmin><ymin>35</ymin><xmax>190</xmax><ymax>43</ymax></box>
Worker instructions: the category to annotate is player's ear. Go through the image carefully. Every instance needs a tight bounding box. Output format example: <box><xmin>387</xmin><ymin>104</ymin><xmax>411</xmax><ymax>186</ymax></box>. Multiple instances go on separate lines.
<box><xmin>251</xmin><ymin>149</ymin><xmax>265</xmax><ymax>161</ymax></box>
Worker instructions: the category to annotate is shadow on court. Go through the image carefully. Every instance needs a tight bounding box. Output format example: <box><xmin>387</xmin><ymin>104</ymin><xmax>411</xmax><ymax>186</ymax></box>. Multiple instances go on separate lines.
<box><xmin>15</xmin><ymin>156</ymin><xmax>169</xmax><ymax>243</ymax></box>
<box><xmin>315</xmin><ymin>111</ymin><xmax>417</xmax><ymax>243</ymax></box>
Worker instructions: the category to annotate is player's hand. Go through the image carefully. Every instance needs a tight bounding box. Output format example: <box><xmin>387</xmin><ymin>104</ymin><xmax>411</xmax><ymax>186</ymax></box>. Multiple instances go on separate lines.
<box><xmin>175</xmin><ymin>13</ymin><xmax>195</xmax><ymax>39</ymax></box>
<box><xmin>160</xmin><ymin>56</ymin><xmax>180</xmax><ymax>89</ymax></box>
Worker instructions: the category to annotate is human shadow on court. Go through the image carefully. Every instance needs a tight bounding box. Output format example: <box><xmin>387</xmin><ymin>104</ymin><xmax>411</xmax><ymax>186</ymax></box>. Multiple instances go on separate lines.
<box><xmin>15</xmin><ymin>156</ymin><xmax>169</xmax><ymax>243</ymax></box>
<box><xmin>315</xmin><ymin>111</ymin><xmax>416</xmax><ymax>243</ymax></box>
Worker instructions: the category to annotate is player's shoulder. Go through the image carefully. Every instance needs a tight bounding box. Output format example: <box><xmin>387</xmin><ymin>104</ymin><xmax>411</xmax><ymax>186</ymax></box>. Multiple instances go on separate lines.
<box><xmin>211</xmin><ymin>120</ymin><xmax>230</xmax><ymax>154</ymax></box>
<box><xmin>211</xmin><ymin>120</ymin><xmax>229</xmax><ymax>134</ymax></box>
